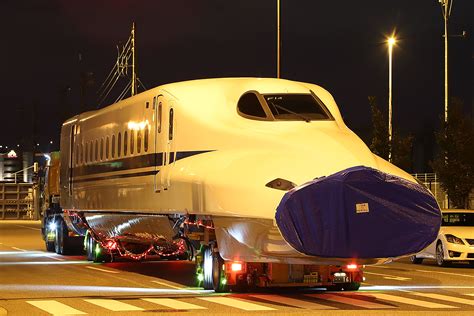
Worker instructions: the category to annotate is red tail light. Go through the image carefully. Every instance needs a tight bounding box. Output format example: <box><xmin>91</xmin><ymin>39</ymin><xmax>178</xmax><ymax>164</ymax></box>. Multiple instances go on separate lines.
<box><xmin>346</xmin><ymin>264</ymin><xmax>358</xmax><ymax>270</ymax></box>
<box><xmin>231</xmin><ymin>262</ymin><xmax>243</xmax><ymax>272</ymax></box>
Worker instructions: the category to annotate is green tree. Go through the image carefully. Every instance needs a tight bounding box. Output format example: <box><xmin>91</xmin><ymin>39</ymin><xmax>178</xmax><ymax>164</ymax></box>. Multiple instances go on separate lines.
<box><xmin>431</xmin><ymin>98</ymin><xmax>474</xmax><ymax>209</ymax></box>
<box><xmin>368</xmin><ymin>96</ymin><xmax>414</xmax><ymax>171</ymax></box>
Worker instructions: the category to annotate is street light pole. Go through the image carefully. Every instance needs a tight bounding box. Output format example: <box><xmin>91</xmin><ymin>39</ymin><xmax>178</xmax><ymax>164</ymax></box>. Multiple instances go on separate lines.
<box><xmin>387</xmin><ymin>37</ymin><xmax>396</xmax><ymax>162</ymax></box>
<box><xmin>277</xmin><ymin>0</ymin><xmax>281</xmax><ymax>78</ymax></box>
<box><xmin>440</xmin><ymin>0</ymin><xmax>453</xmax><ymax>123</ymax></box>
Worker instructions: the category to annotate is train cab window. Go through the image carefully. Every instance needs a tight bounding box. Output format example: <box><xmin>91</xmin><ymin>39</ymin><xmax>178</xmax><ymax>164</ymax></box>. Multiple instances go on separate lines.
<box><xmin>264</xmin><ymin>94</ymin><xmax>333</xmax><ymax>121</ymax></box>
<box><xmin>95</xmin><ymin>139</ymin><xmax>99</xmax><ymax>162</ymax></box>
<box><xmin>237</xmin><ymin>92</ymin><xmax>267</xmax><ymax>119</ymax></box>
<box><xmin>100</xmin><ymin>138</ymin><xmax>104</xmax><ymax>161</ymax></box>
<box><xmin>106</xmin><ymin>136</ymin><xmax>110</xmax><ymax>159</ymax></box>
<box><xmin>130</xmin><ymin>130</ymin><xmax>135</xmax><ymax>154</ymax></box>
<box><xmin>111</xmin><ymin>135</ymin><xmax>115</xmax><ymax>158</ymax></box>
<box><xmin>144</xmin><ymin>125</ymin><xmax>149</xmax><ymax>152</ymax></box>
<box><xmin>146</xmin><ymin>101</ymin><xmax>149</xmax><ymax>109</ymax></box>
<box><xmin>169</xmin><ymin>108</ymin><xmax>174</xmax><ymax>141</ymax></box>
<box><xmin>137</xmin><ymin>130</ymin><xmax>142</xmax><ymax>154</ymax></box>
<box><xmin>158</xmin><ymin>102</ymin><xmax>162</xmax><ymax>133</ymax></box>
<box><xmin>153</xmin><ymin>96</ymin><xmax>156</xmax><ymax>110</ymax></box>
<box><xmin>118</xmin><ymin>132</ymin><xmax>122</xmax><ymax>157</ymax></box>
<box><xmin>124</xmin><ymin>131</ymin><xmax>128</xmax><ymax>156</ymax></box>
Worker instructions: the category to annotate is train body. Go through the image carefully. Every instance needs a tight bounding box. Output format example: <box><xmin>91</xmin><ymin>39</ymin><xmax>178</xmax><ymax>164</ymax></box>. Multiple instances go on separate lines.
<box><xmin>41</xmin><ymin>78</ymin><xmax>441</xmax><ymax>291</ymax></box>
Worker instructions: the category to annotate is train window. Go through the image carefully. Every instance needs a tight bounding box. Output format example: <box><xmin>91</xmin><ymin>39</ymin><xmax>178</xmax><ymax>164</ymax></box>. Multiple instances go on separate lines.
<box><xmin>144</xmin><ymin>125</ymin><xmax>149</xmax><ymax>152</ymax></box>
<box><xmin>118</xmin><ymin>132</ymin><xmax>122</xmax><ymax>157</ymax></box>
<box><xmin>137</xmin><ymin>130</ymin><xmax>142</xmax><ymax>154</ymax></box>
<box><xmin>237</xmin><ymin>92</ymin><xmax>267</xmax><ymax>119</ymax></box>
<box><xmin>89</xmin><ymin>142</ymin><xmax>93</xmax><ymax>163</ymax></box>
<box><xmin>124</xmin><ymin>131</ymin><xmax>128</xmax><ymax>156</ymax></box>
<box><xmin>158</xmin><ymin>102</ymin><xmax>162</xmax><ymax>133</ymax></box>
<box><xmin>264</xmin><ymin>93</ymin><xmax>333</xmax><ymax>121</ymax></box>
<box><xmin>80</xmin><ymin>143</ymin><xmax>83</xmax><ymax>165</ymax></box>
<box><xmin>95</xmin><ymin>140</ymin><xmax>98</xmax><ymax>162</ymax></box>
<box><xmin>85</xmin><ymin>142</ymin><xmax>88</xmax><ymax>164</ymax></box>
<box><xmin>111</xmin><ymin>135</ymin><xmax>115</xmax><ymax>158</ymax></box>
<box><xmin>76</xmin><ymin>144</ymin><xmax>80</xmax><ymax>166</ymax></box>
<box><xmin>153</xmin><ymin>96</ymin><xmax>156</xmax><ymax>110</ymax></box>
<box><xmin>146</xmin><ymin>101</ymin><xmax>149</xmax><ymax>109</ymax></box>
<box><xmin>169</xmin><ymin>108</ymin><xmax>174</xmax><ymax>140</ymax></box>
<box><xmin>130</xmin><ymin>130</ymin><xmax>135</xmax><ymax>154</ymax></box>
<box><xmin>100</xmin><ymin>138</ymin><xmax>104</xmax><ymax>161</ymax></box>
<box><xmin>106</xmin><ymin>136</ymin><xmax>110</xmax><ymax>159</ymax></box>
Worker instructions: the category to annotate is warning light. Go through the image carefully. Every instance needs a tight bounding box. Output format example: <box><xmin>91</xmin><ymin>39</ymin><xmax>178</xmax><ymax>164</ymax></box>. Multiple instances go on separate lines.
<box><xmin>346</xmin><ymin>264</ymin><xmax>358</xmax><ymax>270</ymax></box>
<box><xmin>231</xmin><ymin>262</ymin><xmax>242</xmax><ymax>272</ymax></box>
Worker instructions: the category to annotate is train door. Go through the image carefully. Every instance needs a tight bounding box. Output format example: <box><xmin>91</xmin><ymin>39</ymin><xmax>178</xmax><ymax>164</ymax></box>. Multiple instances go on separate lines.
<box><xmin>154</xmin><ymin>96</ymin><xmax>176</xmax><ymax>191</ymax></box>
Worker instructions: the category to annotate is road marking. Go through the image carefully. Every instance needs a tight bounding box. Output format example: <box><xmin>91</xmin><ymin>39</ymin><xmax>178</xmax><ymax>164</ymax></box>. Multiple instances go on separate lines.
<box><xmin>412</xmin><ymin>293</ymin><xmax>474</xmax><ymax>305</ymax></box>
<box><xmin>305</xmin><ymin>294</ymin><xmax>394</xmax><ymax>309</ymax></box>
<box><xmin>364</xmin><ymin>271</ymin><xmax>411</xmax><ymax>281</ymax></box>
<box><xmin>143</xmin><ymin>298</ymin><xmax>206</xmax><ymax>310</ymax></box>
<box><xmin>27</xmin><ymin>300</ymin><xmax>86</xmax><ymax>315</ymax></box>
<box><xmin>370</xmin><ymin>293</ymin><xmax>457</xmax><ymax>309</ymax></box>
<box><xmin>10</xmin><ymin>247</ymin><xmax>26</xmax><ymax>252</ymax></box>
<box><xmin>85</xmin><ymin>266</ymin><xmax>119</xmax><ymax>273</ymax></box>
<box><xmin>151</xmin><ymin>280</ymin><xmax>198</xmax><ymax>293</ymax></box>
<box><xmin>84</xmin><ymin>299</ymin><xmax>144</xmax><ymax>311</ymax></box>
<box><xmin>14</xmin><ymin>225</ymin><xmax>41</xmax><ymax>231</ymax></box>
<box><xmin>44</xmin><ymin>254</ymin><xmax>65</xmax><ymax>261</ymax></box>
<box><xmin>250</xmin><ymin>294</ymin><xmax>336</xmax><ymax>309</ymax></box>
<box><xmin>415</xmin><ymin>269</ymin><xmax>474</xmax><ymax>279</ymax></box>
<box><xmin>198</xmin><ymin>297</ymin><xmax>276</xmax><ymax>311</ymax></box>
<box><xmin>465</xmin><ymin>294</ymin><xmax>474</xmax><ymax>296</ymax></box>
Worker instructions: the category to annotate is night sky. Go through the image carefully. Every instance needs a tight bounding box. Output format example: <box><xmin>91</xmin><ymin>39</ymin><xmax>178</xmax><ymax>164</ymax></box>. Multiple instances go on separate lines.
<box><xmin>1</xmin><ymin>0</ymin><xmax>472</xmax><ymax>171</ymax></box>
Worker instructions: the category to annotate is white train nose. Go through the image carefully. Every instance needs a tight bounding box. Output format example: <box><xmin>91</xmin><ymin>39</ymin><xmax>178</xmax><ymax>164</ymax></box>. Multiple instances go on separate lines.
<box><xmin>275</xmin><ymin>166</ymin><xmax>441</xmax><ymax>259</ymax></box>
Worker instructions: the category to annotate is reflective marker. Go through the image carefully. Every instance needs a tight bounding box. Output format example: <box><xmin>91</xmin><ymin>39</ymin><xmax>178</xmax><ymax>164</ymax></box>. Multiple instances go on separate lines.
<box><xmin>84</xmin><ymin>299</ymin><xmax>144</xmax><ymax>311</ymax></box>
<box><xmin>198</xmin><ymin>297</ymin><xmax>276</xmax><ymax>311</ymax></box>
<box><xmin>27</xmin><ymin>300</ymin><xmax>86</xmax><ymax>315</ymax></box>
<box><xmin>143</xmin><ymin>298</ymin><xmax>206</xmax><ymax>310</ymax></box>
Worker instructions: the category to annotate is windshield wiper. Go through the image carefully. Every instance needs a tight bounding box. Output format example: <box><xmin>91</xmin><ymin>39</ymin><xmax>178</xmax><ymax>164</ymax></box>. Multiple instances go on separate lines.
<box><xmin>269</xmin><ymin>102</ymin><xmax>311</xmax><ymax>122</ymax></box>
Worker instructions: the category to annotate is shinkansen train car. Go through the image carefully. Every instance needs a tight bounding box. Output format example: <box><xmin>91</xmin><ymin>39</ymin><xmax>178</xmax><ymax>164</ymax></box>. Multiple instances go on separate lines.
<box><xmin>42</xmin><ymin>77</ymin><xmax>441</xmax><ymax>292</ymax></box>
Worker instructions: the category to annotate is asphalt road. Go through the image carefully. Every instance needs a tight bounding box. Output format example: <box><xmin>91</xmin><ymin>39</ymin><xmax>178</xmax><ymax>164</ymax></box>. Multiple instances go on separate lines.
<box><xmin>1</xmin><ymin>220</ymin><xmax>474</xmax><ymax>316</ymax></box>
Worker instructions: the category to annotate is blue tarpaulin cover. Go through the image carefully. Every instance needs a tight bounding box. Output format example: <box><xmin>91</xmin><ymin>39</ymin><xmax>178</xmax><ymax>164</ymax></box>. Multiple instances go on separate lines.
<box><xmin>276</xmin><ymin>166</ymin><xmax>441</xmax><ymax>259</ymax></box>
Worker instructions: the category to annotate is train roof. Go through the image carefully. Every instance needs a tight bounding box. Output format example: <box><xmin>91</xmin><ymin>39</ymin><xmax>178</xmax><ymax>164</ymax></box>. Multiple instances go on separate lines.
<box><xmin>63</xmin><ymin>77</ymin><xmax>343</xmax><ymax>126</ymax></box>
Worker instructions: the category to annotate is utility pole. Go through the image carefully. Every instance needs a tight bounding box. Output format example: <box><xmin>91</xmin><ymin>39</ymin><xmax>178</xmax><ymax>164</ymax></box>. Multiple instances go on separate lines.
<box><xmin>440</xmin><ymin>0</ymin><xmax>453</xmax><ymax>123</ymax></box>
<box><xmin>277</xmin><ymin>0</ymin><xmax>281</xmax><ymax>78</ymax></box>
<box><xmin>131</xmin><ymin>22</ymin><xmax>137</xmax><ymax>96</ymax></box>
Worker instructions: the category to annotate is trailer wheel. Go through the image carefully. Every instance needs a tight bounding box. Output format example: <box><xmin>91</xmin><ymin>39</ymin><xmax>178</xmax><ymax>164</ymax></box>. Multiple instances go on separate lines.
<box><xmin>212</xmin><ymin>251</ymin><xmax>227</xmax><ymax>293</ymax></box>
<box><xmin>202</xmin><ymin>247</ymin><xmax>213</xmax><ymax>290</ymax></box>
<box><xmin>44</xmin><ymin>218</ymin><xmax>55</xmax><ymax>252</ymax></box>
<box><xmin>86</xmin><ymin>234</ymin><xmax>94</xmax><ymax>261</ymax></box>
<box><xmin>54</xmin><ymin>218</ymin><xmax>69</xmax><ymax>255</ymax></box>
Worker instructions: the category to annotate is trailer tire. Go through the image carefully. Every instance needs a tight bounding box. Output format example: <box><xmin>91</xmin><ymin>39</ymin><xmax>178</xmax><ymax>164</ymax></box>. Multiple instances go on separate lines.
<box><xmin>202</xmin><ymin>247</ymin><xmax>213</xmax><ymax>290</ymax></box>
<box><xmin>86</xmin><ymin>234</ymin><xmax>94</xmax><ymax>261</ymax></box>
<box><xmin>55</xmin><ymin>218</ymin><xmax>69</xmax><ymax>255</ymax></box>
<box><xmin>212</xmin><ymin>251</ymin><xmax>227</xmax><ymax>293</ymax></box>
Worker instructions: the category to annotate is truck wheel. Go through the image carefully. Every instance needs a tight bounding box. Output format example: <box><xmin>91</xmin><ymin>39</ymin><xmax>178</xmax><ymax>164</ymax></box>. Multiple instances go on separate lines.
<box><xmin>202</xmin><ymin>247</ymin><xmax>213</xmax><ymax>290</ymax></box>
<box><xmin>54</xmin><ymin>219</ymin><xmax>68</xmax><ymax>255</ymax></box>
<box><xmin>86</xmin><ymin>234</ymin><xmax>94</xmax><ymax>261</ymax></box>
<box><xmin>44</xmin><ymin>219</ymin><xmax>55</xmax><ymax>252</ymax></box>
<box><xmin>410</xmin><ymin>255</ymin><xmax>423</xmax><ymax>264</ymax></box>
<box><xmin>343</xmin><ymin>282</ymin><xmax>360</xmax><ymax>291</ymax></box>
<box><xmin>212</xmin><ymin>251</ymin><xmax>227</xmax><ymax>293</ymax></box>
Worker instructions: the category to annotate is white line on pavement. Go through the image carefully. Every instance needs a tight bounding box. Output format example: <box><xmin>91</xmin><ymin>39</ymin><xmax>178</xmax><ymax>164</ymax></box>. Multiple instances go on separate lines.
<box><xmin>85</xmin><ymin>266</ymin><xmax>119</xmax><ymax>273</ymax></box>
<box><xmin>364</xmin><ymin>271</ymin><xmax>411</xmax><ymax>281</ymax></box>
<box><xmin>412</xmin><ymin>292</ymin><xmax>474</xmax><ymax>306</ymax></box>
<box><xmin>27</xmin><ymin>300</ymin><xmax>86</xmax><ymax>315</ymax></box>
<box><xmin>151</xmin><ymin>280</ymin><xmax>198</xmax><ymax>293</ymax></box>
<box><xmin>369</xmin><ymin>293</ymin><xmax>457</xmax><ymax>309</ymax></box>
<box><xmin>251</xmin><ymin>294</ymin><xmax>336</xmax><ymax>309</ymax></box>
<box><xmin>143</xmin><ymin>298</ymin><xmax>207</xmax><ymax>310</ymax></box>
<box><xmin>14</xmin><ymin>225</ymin><xmax>41</xmax><ymax>231</ymax></box>
<box><xmin>415</xmin><ymin>269</ymin><xmax>474</xmax><ymax>279</ymax></box>
<box><xmin>305</xmin><ymin>294</ymin><xmax>394</xmax><ymax>309</ymax></box>
<box><xmin>84</xmin><ymin>299</ymin><xmax>143</xmax><ymax>311</ymax></box>
<box><xmin>10</xmin><ymin>247</ymin><xmax>26</xmax><ymax>252</ymax></box>
<box><xmin>198</xmin><ymin>297</ymin><xmax>276</xmax><ymax>311</ymax></box>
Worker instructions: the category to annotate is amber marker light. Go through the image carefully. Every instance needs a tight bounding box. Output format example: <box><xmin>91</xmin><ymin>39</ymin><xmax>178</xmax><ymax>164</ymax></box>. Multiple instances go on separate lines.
<box><xmin>346</xmin><ymin>264</ymin><xmax>358</xmax><ymax>270</ymax></box>
<box><xmin>231</xmin><ymin>262</ymin><xmax>243</xmax><ymax>272</ymax></box>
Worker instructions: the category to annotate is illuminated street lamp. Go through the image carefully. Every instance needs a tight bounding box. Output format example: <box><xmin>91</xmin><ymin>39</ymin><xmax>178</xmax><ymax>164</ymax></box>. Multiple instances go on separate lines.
<box><xmin>439</xmin><ymin>0</ymin><xmax>453</xmax><ymax>123</ymax></box>
<box><xmin>277</xmin><ymin>0</ymin><xmax>281</xmax><ymax>78</ymax></box>
<box><xmin>387</xmin><ymin>36</ymin><xmax>396</xmax><ymax>162</ymax></box>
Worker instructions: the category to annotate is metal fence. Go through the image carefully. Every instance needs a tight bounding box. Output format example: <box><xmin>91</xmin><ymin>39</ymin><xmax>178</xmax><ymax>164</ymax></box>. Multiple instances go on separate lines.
<box><xmin>0</xmin><ymin>183</ymin><xmax>36</xmax><ymax>219</ymax></box>
<box><xmin>412</xmin><ymin>173</ymin><xmax>474</xmax><ymax>209</ymax></box>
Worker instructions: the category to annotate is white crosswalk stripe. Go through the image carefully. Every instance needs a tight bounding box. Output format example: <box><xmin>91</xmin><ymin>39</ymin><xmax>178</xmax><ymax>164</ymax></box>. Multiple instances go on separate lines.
<box><xmin>26</xmin><ymin>300</ymin><xmax>86</xmax><ymax>315</ymax></box>
<box><xmin>412</xmin><ymin>293</ymin><xmax>474</xmax><ymax>306</ymax></box>
<box><xmin>305</xmin><ymin>293</ymin><xmax>394</xmax><ymax>309</ymax></box>
<box><xmin>250</xmin><ymin>294</ymin><xmax>336</xmax><ymax>309</ymax></box>
<box><xmin>143</xmin><ymin>298</ymin><xmax>207</xmax><ymax>310</ymax></box>
<box><xmin>84</xmin><ymin>298</ymin><xmax>144</xmax><ymax>311</ymax></box>
<box><xmin>369</xmin><ymin>293</ymin><xmax>458</xmax><ymax>309</ymax></box>
<box><xmin>198</xmin><ymin>296</ymin><xmax>276</xmax><ymax>311</ymax></box>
